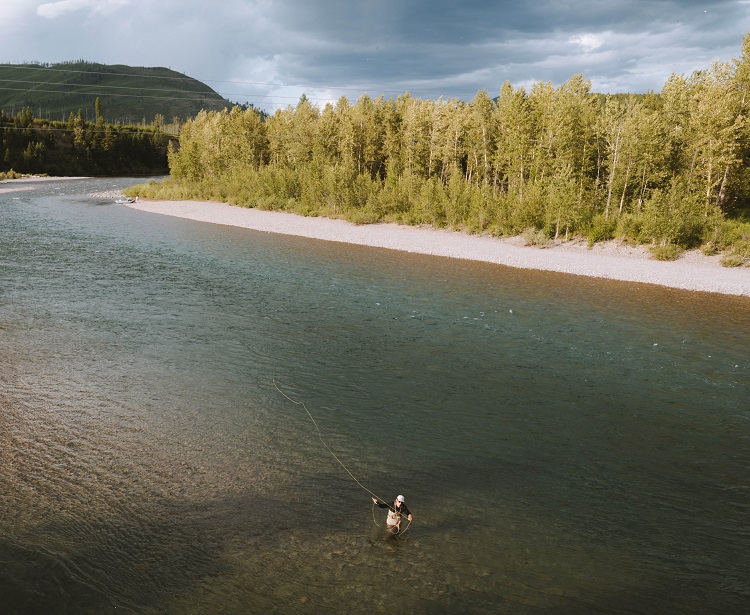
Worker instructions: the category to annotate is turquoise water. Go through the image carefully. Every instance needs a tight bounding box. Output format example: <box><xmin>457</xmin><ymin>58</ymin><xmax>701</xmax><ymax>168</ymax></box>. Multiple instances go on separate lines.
<box><xmin>1</xmin><ymin>178</ymin><xmax>748</xmax><ymax>614</ymax></box>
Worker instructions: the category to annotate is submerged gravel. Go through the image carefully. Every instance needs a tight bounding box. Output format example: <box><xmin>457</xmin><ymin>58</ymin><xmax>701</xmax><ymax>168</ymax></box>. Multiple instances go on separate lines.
<box><xmin>122</xmin><ymin>198</ymin><xmax>750</xmax><ymax>296</ymax></box>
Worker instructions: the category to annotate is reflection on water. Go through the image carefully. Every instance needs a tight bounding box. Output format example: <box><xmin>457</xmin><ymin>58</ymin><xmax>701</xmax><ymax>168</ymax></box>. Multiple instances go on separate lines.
<box><xmin>1</xmin><ymin>178</ymin><xmax>749</xmax><ymax>613</ymax></box>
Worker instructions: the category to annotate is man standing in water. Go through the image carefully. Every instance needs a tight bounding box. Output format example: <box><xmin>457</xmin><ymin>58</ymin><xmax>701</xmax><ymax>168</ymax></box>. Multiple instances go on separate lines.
<box><xmin>372</xmin><ymin>495</ymin><xmax>412</xmax><ymax>533</ymax></box>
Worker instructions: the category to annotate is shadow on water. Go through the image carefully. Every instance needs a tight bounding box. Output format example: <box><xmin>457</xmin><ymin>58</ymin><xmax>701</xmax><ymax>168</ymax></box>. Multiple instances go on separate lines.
<box><xmin>2</xmin><ymin>483</ymin><xmax>352</xmax><ymax>614</ymax></box>
<box><xmin>2</xmin><ymin>404</ymin><xmax>748</xmax><ymax>613</ymax></box>
<box><xmin>2</xmin><ymin>180</ymin><xmax>749</xmax><ymax>614</ymax></box>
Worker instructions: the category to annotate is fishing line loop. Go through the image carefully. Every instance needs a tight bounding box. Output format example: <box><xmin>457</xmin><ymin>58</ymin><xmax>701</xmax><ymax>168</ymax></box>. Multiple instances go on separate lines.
<box><xmin>273</xmin><ymin>380</ymin><xmax>412</xmax><ymax>534</ymax></box>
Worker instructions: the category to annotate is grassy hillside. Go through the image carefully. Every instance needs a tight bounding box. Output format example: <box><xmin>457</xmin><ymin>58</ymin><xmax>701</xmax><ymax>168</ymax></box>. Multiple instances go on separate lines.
<box><xmin>0</xmin><ymin>61</ymin><xmax>234</xmax><ymax>124</ymax></box>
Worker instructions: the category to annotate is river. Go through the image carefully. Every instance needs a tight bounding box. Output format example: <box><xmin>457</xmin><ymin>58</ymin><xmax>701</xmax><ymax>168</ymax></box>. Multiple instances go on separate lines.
<box><xmin>1</xmin><ymin>178</ymin><xmax>748</xmax><ymax>613</ymax></box>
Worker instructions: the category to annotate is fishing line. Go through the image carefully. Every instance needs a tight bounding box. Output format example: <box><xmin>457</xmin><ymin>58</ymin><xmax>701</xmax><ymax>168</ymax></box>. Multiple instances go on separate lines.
<box><xmin>273</xmin><ymin>380</ymin><xmax>412</xmax><ymax>534</ymax></box>
<box><xmin>273</xmin><ymin>380</ymin><xmax>378</xmax><ymax>498</ymax></box>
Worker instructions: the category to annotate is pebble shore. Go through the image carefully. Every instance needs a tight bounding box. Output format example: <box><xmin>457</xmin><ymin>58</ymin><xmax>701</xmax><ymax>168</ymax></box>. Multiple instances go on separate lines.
<box><xmin>4</xmin><ymin>177</ymin><xmax>747</xmax><ymax>296</ymax></box>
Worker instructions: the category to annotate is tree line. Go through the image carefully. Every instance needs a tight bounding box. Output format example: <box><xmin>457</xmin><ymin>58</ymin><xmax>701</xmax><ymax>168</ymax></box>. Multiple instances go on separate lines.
<box><xmin>139</xmin><ymin>35</ymin><xmax>749</xmax><ymax>264</ymax></box>
<box><xmin>1</xmin><ymin>101</ymin><xmax>172</xmax><ymax>177</ymax></box>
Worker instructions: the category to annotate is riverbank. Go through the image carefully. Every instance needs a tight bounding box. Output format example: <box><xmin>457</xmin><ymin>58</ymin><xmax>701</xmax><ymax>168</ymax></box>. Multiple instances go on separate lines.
<box><xmin>120</xmin><ymin>198</ymin><xmax>750</xmax><ymax>297</ymax></box>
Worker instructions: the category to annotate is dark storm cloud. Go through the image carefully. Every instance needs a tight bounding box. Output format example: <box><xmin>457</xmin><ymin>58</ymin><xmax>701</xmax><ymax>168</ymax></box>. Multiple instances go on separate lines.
<box><xmin>247</xmin><ymin>0</ymin><xmax>750</xmax><ymax>101</ymax></box>
<box><xmin>2</xmin><ymin>1</ymin><xmax>749</xmax><ymax>110</ymax></box>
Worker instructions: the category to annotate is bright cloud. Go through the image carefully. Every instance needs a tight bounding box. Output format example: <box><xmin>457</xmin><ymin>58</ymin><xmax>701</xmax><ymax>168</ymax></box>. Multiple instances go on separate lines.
<box><xmin>37</xmin><ymin>0</ymin><xmax>130</xmax><ymax>19</ymax></box>
<box><xmin>570</xmin><ymin>33</ymin><xmax>605</xmax><ymax>52</ymax></box>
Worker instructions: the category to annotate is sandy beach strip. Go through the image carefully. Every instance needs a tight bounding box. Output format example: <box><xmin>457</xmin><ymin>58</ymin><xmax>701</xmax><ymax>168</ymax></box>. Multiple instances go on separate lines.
<box><xmin>120</xmin><ymin>198</ymin><xmax>743</xmax><ymax>297</ymax></box>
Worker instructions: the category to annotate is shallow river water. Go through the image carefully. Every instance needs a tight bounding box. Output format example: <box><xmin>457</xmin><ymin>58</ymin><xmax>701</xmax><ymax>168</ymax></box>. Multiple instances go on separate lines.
<box><xmin>1</xmin><ymin>178</ymin><xmax>748</xmax><ymax>614</ymax></box>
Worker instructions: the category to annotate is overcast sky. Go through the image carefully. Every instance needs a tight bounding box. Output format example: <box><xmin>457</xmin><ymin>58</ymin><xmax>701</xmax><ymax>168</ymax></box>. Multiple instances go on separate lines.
<box><xmin>2</xmin><ymin>0</ymin><xmax>750</xmax><ymax>112</ymax></box>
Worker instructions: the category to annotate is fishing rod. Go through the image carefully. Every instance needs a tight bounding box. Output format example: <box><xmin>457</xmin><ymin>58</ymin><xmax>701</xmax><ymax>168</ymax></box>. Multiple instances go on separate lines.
<box><xmin>273</xmin><ymin>380</ymin><xmax>412</xmax><ymax>535</ymax></box>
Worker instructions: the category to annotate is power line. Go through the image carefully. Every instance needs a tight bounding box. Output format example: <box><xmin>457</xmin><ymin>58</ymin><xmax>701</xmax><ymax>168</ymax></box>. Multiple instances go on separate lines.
<box><xmin>0</xmin><ymin>63</ymin><xmax>409</xmax><ymax>96</ymax></box>
<box><xmin>0</xmin><ymin>86</ymin><xmax>221</xmax><ymax>103</ymax></box>
<box><xmin>0</xmin><ymin>78</ymin><xmax>218</xmax><ymax>97</ymax></box>
<box><xmin>0</xmin><ymin>86</ymin><xmax>355</xmax><ymax>112</ymax></box>
<box><xmin>0</xmin><ymin>64</ymin><xmax>205</xmax><ymax>83</ymax></box>
<box><xmin>0</xmin><ymin>124</ymin><xmax>175</xmax><ymax>135</ymax></box>
<box><xmin>0</xmin><ymin>81</ymin><xmax>340</xmax><ymax>104</ymax></box>
<box><xmin>0</xmin><ymin>63</ymin><xmax>460</xmax><ymax>112</ymax></box>
<box><xmin>0</xmin><ymin>64</ymin><xmax>476</xmax><ymax>113</ymax></box>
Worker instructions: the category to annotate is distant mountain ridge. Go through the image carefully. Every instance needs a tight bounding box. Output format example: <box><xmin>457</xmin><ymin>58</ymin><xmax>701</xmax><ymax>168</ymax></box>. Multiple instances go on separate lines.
<box><xmin>0</xmin><ymin>61</ymin><xmax>235</xmax><ymax>124</ymax></box>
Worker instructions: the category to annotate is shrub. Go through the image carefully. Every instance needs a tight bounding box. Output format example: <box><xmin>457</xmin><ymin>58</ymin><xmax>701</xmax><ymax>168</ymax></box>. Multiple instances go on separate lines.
<box><xmin>700</xmin><ymin>241</ymin><xmax>720</xmax><ymax>256</ymax></box>
<box><xmin>521</xmin><ymin>227</ymin><xmax>550</xmax><ymax>247</ymax></box>
<box><xmin>615</xmin><ymin>213</ymin><xmax>643</xmax><ymax>243</ymax></box>
<box><xmin>510</xmin><ymin>183</ymin><xmax>546</xmax><ymax>233</ymax></box>
<box><xmin>544</xmin><ymin>173</ymin><xmax>587</xmax><ymax>239</ymax></box>
<box><xmin>346</xmin><ymin>206</ymin><xmax>380</xmax><ymax>225</ymax></box>
<box><xmin>717</xmin><ymin>227</ymin><xmax>750</xmax><ymax>267</ymax></box>
<box><xmin>0</xmin><ymin>168</ymin><xmax>22</xmax><ymax>180</ymax></box>
<box><xmin>720</xmin><ymin>253</ymin><xmax>746</xmax><ymax>267</ymax></box>
<box><xmin>417</xmin><ymin>177</ymin><xmax>448</xmax><ymax>226</ymax></box>
<box><xmin>587</xmin><ymin>213</ymin><xmax>617</xmax><ymax>246</ymax></box>
<box><xmin>640</xmin><ymin>178</ymin><xmax>706</xmax><ymax>247</ymax></box>
<box><xmin>706</xmin><ymin>219</ymin><xmax>750</xmax><ymax>252</ymax></box>
<box><xmin>649</xmin><ymin>242</ymin><xmax>683</xmax><ymax>261</ymax></box>
<box><xmin>463</xmin><ymin>186</ymin><xmax>494</xmax><ymax>234</ymax></box>
<box><xmin>489</xmin><ymin>192</ymin><xmax>513</xmax><ymax>236</ymax></box>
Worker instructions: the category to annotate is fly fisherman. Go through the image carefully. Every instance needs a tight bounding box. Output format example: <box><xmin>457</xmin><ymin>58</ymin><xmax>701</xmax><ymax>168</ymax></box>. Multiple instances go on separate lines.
<box><xmin>371</xmin><ymin>495</ymin><xmax>412</xmax><ymax>533</ymax></box>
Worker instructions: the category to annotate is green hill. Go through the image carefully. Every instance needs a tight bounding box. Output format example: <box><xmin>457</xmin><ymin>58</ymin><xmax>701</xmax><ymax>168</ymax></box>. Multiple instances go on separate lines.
<box><xmin>0</xmin><ymin>61</ymin><xmax>235</xmax><ymax>124</ymax></box>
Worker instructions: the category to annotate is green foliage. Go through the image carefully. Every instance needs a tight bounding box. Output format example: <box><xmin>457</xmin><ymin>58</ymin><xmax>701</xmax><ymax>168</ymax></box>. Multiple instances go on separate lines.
<box><xmin>510</xmin><ymin>182</ymin><xmax>546</xmax><ymax>233</ymax></box>
<box><xmin>0</xmin><ymin>107</ymin><xmax>170</xmax><ymax>176</ymax></box>
<box><xmin>0</xmin><ymin>168</ymin><xmax>24</xmax><ymax>180</ymax></box>
<box><xmin>545</xmin><ymin>169</ymin><xmax>587</xmax><ymax>239</ymax></box>
<box><xmin>705</xmin><ymin>218</ymin><xmax>750</xmax><ymax>266</ymax></box>
<box><xmin>640</xmin><ymin>178</ymin><xmax>708</xmax><ymax>246</ymax></box>
<box><xmin>587</xmin><ymin>213</ymin><xmax>618</xmax><ymax>246</ymax></box>
<box><xmin>464</xmin><ymin>184</ymin><xmax>496</xmax><ymax>234</ymax></box>
<box><xmin>650</xmin><ymin>242</ymin><xmax>684</xmax><ymax>261</ymax></box>
<box><xmin>615</xmin><ymin>213</ymin><xmax>643</xmax><ymax>242</ymax></box>
<box><xmin>720</xmin><ymin>253</ymin><xmax>747</xmax><ymax>267</ymax></box>
<box><xmin>521</xmin><ymin>227</ymin><xmax>551</xmax><ymax>247</ymax></box>
<box><xmin>130</xmin><ymin>32</ymin><xmax>750</xmax><ymax>258</ymax></box>
<box><xmin>716</xmin><ymin>220</ymin><xmax>750</xmax><ymax>250</ymax></box>
<box><xmin>416</xmin><ymin>177</ymin><xmax>448</xmax><ymax>226</ymax></box>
